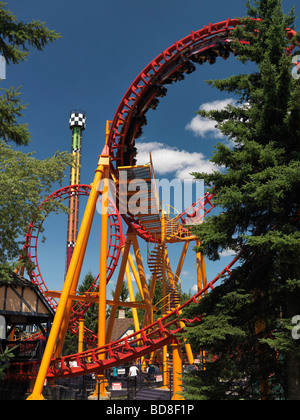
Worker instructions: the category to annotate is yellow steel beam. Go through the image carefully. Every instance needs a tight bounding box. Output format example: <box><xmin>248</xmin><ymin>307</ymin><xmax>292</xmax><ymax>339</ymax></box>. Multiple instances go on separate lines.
<box><xmin>27</xmin><ymin>147</ymin><xmax>107</xmax><ymax>400</ymax></box>
<box><xmin>44</xmin><ymin>291</ymin><xmax>145</xmax><ymax>308</ymax></box>
<box><xmin>171</xmin><ymin>343</ymin><xmax>184</xmax><ymax>400</ymax></box>
<box><xmin>78</xmin><ymin>317</ymin><xmax>84</xmax><ymax>354</ymax></box>
<box><xmin>196</xmin><ymin>239</ymin><xmax>207</xmax><ymax>298</ymax></box>
<box><xmin>130</xmin><ymin>233</ymin><xmax>153</xmax><ymax>326</ymax></box>
<box><xmin>90</xmin><ymin>143</ymin><xmax>111</xmax><ymax>399</ymax></box>
<box><xmin>105</xmin><ymin>235</ymin><xmax>132</xmax><ymax>344</ymax></box>
<box><xmin>175</xmin><ymin>242</ymin><xmax>189</xmax><ymax>279</ymax></box>
<box><xmin>125</xmin><ymin>257</ymin><xmax>141</xmax><ymax>333</ymax></box>
<box><xmin>128</xmin><ymin>252</ymin><xmax>144</xmax><ymax>299</ymax></box>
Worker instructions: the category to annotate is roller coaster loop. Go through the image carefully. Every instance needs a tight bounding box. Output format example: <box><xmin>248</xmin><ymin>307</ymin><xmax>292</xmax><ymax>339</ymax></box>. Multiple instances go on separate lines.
<box><xmin>5</xmin><ymin>18</ymin><xmax>298</xmax><ymax>400</ymax></box>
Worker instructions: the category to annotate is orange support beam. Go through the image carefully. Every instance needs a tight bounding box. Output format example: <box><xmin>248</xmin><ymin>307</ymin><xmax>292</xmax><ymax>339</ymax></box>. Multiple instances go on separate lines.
<box><xmin>97</xmin><ymin>156</ymin><xmax>110</xmax><ymax>398</ymax></box>
<box><xmin>27</xmin><ymin>146</ymin><xmax>108</xmax><ymax>400</ymax></box>
<box><xmin>106</xmin><ymin>234</ymin><xmax>132</xmax><ymax>344</ymax></box>
<box><xmin>171</xmin><ymin>342</ymin><xmax>184</xmax><ymax>400</ymax></box>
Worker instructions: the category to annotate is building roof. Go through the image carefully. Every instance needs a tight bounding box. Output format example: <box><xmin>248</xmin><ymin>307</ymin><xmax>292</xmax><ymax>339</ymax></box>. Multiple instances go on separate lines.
<box><xmin>105</xmin><ymin>317</ymin><xmax>135</xmax><ymax>343</ymax></box>
<box><xmin>0</xmin><ymin>271</ymin><xmax>55</xmax><ymax>324</ymax></box>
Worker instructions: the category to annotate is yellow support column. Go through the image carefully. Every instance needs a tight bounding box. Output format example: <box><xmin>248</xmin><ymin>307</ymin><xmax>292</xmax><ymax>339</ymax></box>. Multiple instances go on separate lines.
<box><xmin>160</xmin><ymin>209</ymin><xmax>170</xmax><ymax>389</ymax></box>
<box><xmin>55</xmin><ymin>205</ymin><xmax>96</xmax><ymax>358</ymax></box>
<box><xmin>128</xmin><ymin>252</ymin><xmax>144</xmax><ymax>300</ymax></box>
<box><xmin>165</xmin><ymin>246</ymin><xmax>194</xmax><ymax>366</ymax></box>
<box><xmin>27</xmin><ymin>147</ymin><xmax>107</xmax><ymax>400</ymax></box>
<box><xmin>171</xmin><ymin>342</ymin><xmax>184</xmax><ymax>400</ymax></box>
<box><xmin>130</xmin><ymin>233</ymin><xmax>152</xmax><ymax>326</ymax></box>
<box><xmin>160</xmin><ymin>243</ymin><xmax>169</xmax><ymax>389</ymax></box>
<box><xmin>54</xmin><ymin>179</ymin><xmax>103</xmax><ymax>359</ymax></box>
<box><xmin>175</xmin><ymin>241</ymin><xmax>189</xmax><ymax>279</ymax></box>
<box><xmin>196</xmin><ymin>239</ymin><xmax>207</xmax><ymax>298</ymax></box>
<box><xmin>78</xmin><ymin>316</ymin><xmax>84</xmax><ymax>354</ymax></box>
<box><xmin>106</xmin><ymin>235</ymin><xmax>132</xmax><ymax>343</ymax></box>
<box><xmin>196</xmin><ymin>239</ymin><xmax>207</xmax><ymax>371</ymax></box>
<box><xmin>125</xmin><ymin>255</ymin><xmax>146</xmax><ymax>368</ymax></box>
<box><xmin>97</xmin><ymin>154</ymin><xmax>110</xmax><ymax>399</ymax></box>
<box><xmin>125</xmin><ymin>256</ymin><xmax>141</xmax><ymax>334</ymax></box>
<box><xmin>201</xmin><ymin>254</ymin><xmax>207</xmax><ymax>292</ymax></box>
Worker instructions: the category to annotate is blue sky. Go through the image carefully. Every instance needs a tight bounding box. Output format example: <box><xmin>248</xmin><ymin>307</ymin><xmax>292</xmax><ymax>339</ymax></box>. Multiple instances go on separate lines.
<box><xmin>4</xmin><ymin>0</ymin><xmax>299</xmax><ymax>299</ymax></box>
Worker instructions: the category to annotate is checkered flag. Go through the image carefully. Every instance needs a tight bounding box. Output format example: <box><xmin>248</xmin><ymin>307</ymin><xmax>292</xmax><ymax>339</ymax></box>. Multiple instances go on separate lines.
<box><xmin>69</xmin><ymin>111</ymin><xmax>86</xmax><ymax>129</ymax></box>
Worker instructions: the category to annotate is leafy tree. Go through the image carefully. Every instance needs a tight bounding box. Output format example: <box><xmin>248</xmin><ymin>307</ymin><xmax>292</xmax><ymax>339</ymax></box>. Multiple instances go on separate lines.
<box><xmin>0</xmin><ymin>2</ymin><xmax>72</xmax><ymax>376</ymax></box>
<box><xmin>0</xmin><ymin>2</ymin><xmax>73</xmax><ymax>280</ymax></box>
<box><xmin>182</xmin><ymin>0</ymin><xmax>300</xmax><ymax>400</ymax></box>
<box><xmin>0</xmin><ymin>345</ymin><xmax>16</xmax><ymax>380</ymax></box>
<box><xmin>0</xmin><ymin>1</ymin><xmax>61</xmax><ymax>145</ymax></box>
<box><xmin>0</xmin><ymin>143</ymin><xmax>72</xmax><ymax>269</ymax></box>
<box><xmin>62</xmin><ymin>331</ymin><xmax>78</xmax><ymax>358</ymax></box>
<box><xmin>181</xmin><ymin>289</ymin><xmax>192</xmax><ymax>305</ymax></box>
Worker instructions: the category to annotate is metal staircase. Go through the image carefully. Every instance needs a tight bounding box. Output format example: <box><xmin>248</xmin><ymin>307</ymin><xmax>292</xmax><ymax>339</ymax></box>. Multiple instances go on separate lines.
<box><xmin>147</xmin><ymin>243</ymin><xmax>181</xmax><ymax>314</ymax></box>
<box><xmin>118</xmin><ymin>161</ymin><xmax>162</xmax><ymax>239</ymax></box>
<box><xmin>118</xmin><ymin>159</ymin><xmax>183</xmax><ymax>315</ymax></box>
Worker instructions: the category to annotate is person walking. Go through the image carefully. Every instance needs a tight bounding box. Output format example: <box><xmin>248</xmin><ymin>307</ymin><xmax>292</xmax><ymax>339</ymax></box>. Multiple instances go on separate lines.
<box><xmin>128</xmin><ymin>363</ymin><xmax>139</xmax><ymax>399</ymax></box>
<box><xmin>129</xmin><ymin>363</ymin><xmax>139</xmax><ymax>383</ymax></box>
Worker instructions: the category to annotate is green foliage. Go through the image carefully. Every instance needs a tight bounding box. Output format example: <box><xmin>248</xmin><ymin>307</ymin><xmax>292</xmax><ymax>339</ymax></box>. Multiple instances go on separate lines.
<box><xmin>62</xmin><ymin>330</ymin><xmax>78</xmax><ymax>357</ymax></box>
<box><xmin>0</xmin><ymin>2</ymin><xmax>72</xmax><ymax>276</ymax></box>
<box><xmin>0</xmin><ymin>86</ymin><xmax>30</xmax><ymax>146</ymax></box>
<box><xmin>0</xmin><ymin>141</ymin><xmax>73</xmax><ymax>266</ymax></box>
<box><xmin>0</xmin><ymin>346</ymin><xmax>16</xmax><ymax>380</ymax></box>
<box><xmin>183</xmin><ymin>0</ymin><xmax>300</xmax><ymax>400</ymax></box>
<box><xmin>0</xmin><ymin>2</ymin><xmax>61</xmax><ymax>146</ymax></box>
<box><xmin>109</xmin><ymin>281</ymin><xmax>131</xmax><ymax>319</ymax></box>
<box><xmin>0</xmin><ymin>1</ymin><xmax>60</xmax><ymax>66</ymax></box>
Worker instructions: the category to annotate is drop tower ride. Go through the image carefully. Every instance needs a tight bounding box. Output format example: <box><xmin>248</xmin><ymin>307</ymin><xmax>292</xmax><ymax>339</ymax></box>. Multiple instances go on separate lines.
<box><xmin>66</xmin><ymin>110</ymin><xmax>86</xmax><ymax>274</ymax></box>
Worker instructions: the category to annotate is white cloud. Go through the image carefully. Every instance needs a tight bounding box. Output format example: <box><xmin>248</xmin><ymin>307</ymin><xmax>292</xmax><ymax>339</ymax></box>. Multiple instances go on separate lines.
<box><xmin>136</xmin><ymin>141</ymin><xmax>218</xmax><ymax>180</ymax></box>
<box><xmin>181</xmin><ymin>270</ymin><xmax>190</xmax><ymax>278</ymax></box>
<box><xmin>185</xmin><ymin>98</ymin><xmax>237</xmax><ymax>139</ymax></box>
<box><xmin>200</xmin><ymin>99</ymin><xmax>237</xmax><ymax>112</ymax></box>
<box><xmin>191</xmin><ymin>284</ymin><xmax>198</xmax><ymax>293</ymax></box>
<box><xmin>219</xmin><ymin>249</ymin><xmax>237</xmax><ymax>258</ymax></box>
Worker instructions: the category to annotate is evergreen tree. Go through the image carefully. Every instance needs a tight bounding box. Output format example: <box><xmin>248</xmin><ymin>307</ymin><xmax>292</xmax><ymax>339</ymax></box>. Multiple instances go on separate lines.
<box><xmin>108</xmin><ymin>282</ymin><xmax>131</xmax><ymax>318</ymax></box>
<box><xmin>182</xmin><ymin>0</ymin><xmax>300</xmax><ymax>400</ymax></box>
<box><xmin>62</xmin><ymin>271</ymin><xmax>98</xmax><ymax>355</ymax></box>
<box><xmin>0</xmin><ymin>1</ymin><xmax>60</xmax><ymax>146</ymax></box>
<box><xmin>78</xmin><ymin>271</ymin><xmax>98</xmax><ymax>333</ymax></box>
<box><xmin>0</xmin><ymin>2</ymin><xmax>71</xmax><ymax>376</ymax></box>
<box><xmin>0</xmin><ymin>2</ymin><xmax>72</xmax><ymax>279</ymax></box>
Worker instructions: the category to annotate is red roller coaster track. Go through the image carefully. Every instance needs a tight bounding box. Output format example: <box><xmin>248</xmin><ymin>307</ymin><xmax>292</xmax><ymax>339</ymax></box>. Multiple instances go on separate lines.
<box><xmin>6</xmin><ymin>18</ymin><xmax>299</xmax><ymax>382</ymax></box>
<box><xmin>25</xmin><ymin>185</ymin><xmax>123</xmax><ymax>305</ymax></box>
<box><xmin>23</xmin><ymin>184</ymin><xmax>123</xmax><ymax>343</ymax></box>
<box><xmin>7</xmin><ymin>253</ymin><xmax>240</xmax><ymax>381</ymax></box>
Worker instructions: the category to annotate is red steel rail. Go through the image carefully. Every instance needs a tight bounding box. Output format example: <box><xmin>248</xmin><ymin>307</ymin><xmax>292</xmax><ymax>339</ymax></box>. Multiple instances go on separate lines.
<box><xmin>7</xmin><ymin>19</ymin><xmax>299</xmax><ymax>381</ymax></box>
<box><xmin>7</xmin><ymin>253</ymin><xmax>240</xmax><ymax>381</ymax></box>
